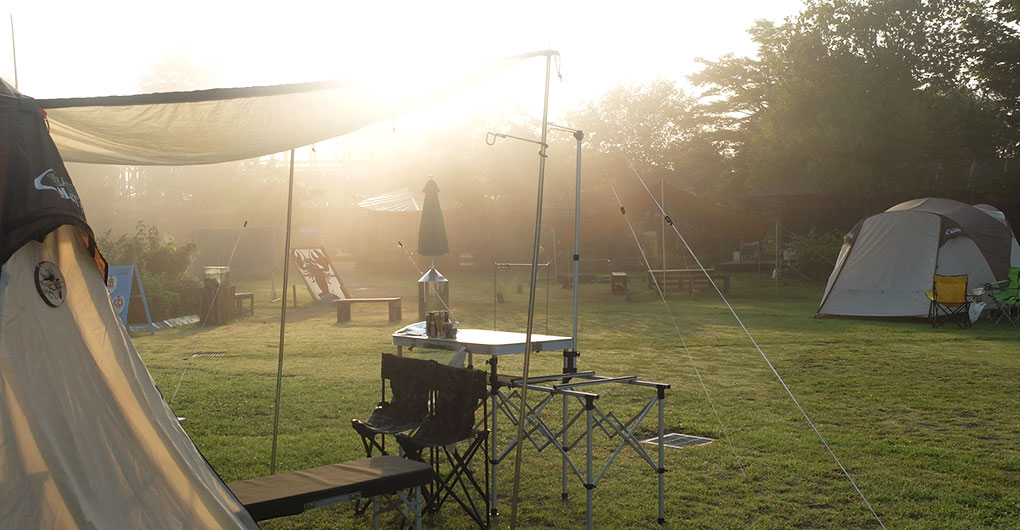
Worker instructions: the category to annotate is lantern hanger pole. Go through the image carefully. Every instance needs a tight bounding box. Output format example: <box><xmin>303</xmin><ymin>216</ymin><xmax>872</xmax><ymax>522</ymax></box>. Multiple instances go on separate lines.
<box><xmin>486</xmin><ymin>122</ymin><xmax>584</xmax><ymax>362</ymax></box>
<box><xmin>508</xmin><ymin>49</ymin><xmax>555</xmax><ymax>530</ymax></box>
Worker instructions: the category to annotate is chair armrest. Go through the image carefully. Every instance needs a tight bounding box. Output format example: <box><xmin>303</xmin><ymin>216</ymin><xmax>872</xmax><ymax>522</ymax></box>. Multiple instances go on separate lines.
<box><xmin>983</xmin><ymin>279</ymin><xmax>1008</xmax><ymax>290</ymax></box>
<box><xmin>925</xmin><ymin>289</ymin><xmax>935</xmax><ymax>302</ymax></box>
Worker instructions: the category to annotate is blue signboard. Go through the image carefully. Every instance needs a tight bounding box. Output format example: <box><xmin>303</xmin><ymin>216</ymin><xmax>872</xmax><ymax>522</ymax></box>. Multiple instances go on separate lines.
<box><xmin>106</xmin><ymin>265</ymin><xmax>155</xmax><ymax>334</ymax></box>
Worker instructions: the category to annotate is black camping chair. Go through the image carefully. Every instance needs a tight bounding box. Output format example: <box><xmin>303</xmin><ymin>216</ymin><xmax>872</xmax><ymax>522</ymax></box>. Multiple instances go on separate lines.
<box><xmin>351</xmin><ymin>354</ymin><xmax>434</xmax><ymax>457</ymax></box>
<box><xmin>396</xmin><ymin>363</ymin><xmax>490</xmax><ymax>529</ymax></box>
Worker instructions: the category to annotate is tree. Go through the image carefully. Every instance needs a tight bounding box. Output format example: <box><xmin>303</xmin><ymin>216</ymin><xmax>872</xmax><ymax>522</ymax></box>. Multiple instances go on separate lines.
<box><xmin>138</xmin><ymin>50</ymin><xmax>221</xmax><ymax>93</ymax></box>
<box><xmin>564</xmin><ymin>79</ymin><xmax>736</xmax><ymax>198</ymax></box>
<box><xmin>98</xmin><ymin>222</ymin><xmax>202</xmax><ymax>320</ymax></box>
<box><xmin>692</xmin><ymin>0</ymin><xmax>1019</xmax><ymax>207</ymax></box>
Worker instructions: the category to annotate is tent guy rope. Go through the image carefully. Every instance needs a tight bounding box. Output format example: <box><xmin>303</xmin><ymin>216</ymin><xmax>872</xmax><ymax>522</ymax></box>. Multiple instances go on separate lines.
<box><xmin>608</xmin><ymin>182</ymin><xmax>744</xmax><ymax>473</ymax></box>
<box><xmin>624</xmin><ymin>161</ymin><xmax>887</xmax><ymax>530</ymax></box>
<box><xmin>169</xmin><ymin>158</ymin><xmax>277</xmax><ymax>407</ymax></box>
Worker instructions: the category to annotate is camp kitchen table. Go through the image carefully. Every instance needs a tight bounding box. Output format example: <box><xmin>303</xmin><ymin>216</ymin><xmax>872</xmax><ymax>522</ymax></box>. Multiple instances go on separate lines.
<box><xmin>391</xmin><ymin>328</ymin><xmax>669</xmax><ymax>529</ymax></box>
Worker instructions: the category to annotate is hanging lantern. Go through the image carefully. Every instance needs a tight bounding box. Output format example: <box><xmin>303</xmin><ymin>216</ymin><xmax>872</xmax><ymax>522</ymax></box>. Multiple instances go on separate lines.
<box><xmin>417</xmin><ymin>267</ymin><xmax>449</xmax><ymax>320</ymax></box>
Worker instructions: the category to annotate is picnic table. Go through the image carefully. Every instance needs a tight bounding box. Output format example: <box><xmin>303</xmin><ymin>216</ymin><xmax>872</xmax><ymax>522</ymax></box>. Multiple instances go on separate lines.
<box><xmin>646</xmin><ymin>268</ymin><xmax>730</xmax><ymax>294</ymax></box>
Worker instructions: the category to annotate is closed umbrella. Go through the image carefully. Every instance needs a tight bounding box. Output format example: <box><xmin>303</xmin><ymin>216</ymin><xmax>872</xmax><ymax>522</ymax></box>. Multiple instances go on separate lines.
<box><xmin>416</xmin><ymin>177</ymin><xmax>451</xmax><ymax>319</ymax></box>
<box><xmin>417</xmin><ymin>177</ymin><xmax>449</xmax><ymax>258</ymax></box>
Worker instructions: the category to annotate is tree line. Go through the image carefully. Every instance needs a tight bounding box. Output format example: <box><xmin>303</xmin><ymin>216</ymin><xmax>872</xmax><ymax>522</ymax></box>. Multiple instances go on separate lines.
<box><xmin>72</xmin><ymin>0</ymin><xmax>1019</xmax><ymax>277</ymax></box>
<box><xmin>572</xmin><ymin>0</ymin><xmax>1018</xmax><ymax>211</ymax></box>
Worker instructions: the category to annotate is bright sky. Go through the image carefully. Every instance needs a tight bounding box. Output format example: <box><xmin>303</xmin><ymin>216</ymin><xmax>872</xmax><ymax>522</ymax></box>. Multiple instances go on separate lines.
<box><xmin>3</xmin><ymin>0</ymin><xmax>804</xmax><ymax>110</ymax></box>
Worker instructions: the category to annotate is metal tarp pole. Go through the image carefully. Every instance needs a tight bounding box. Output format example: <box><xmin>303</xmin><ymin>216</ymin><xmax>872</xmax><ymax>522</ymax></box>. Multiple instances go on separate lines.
<box><xmin>509</xmin><ymin>50</ymin><xmax>554</xmax><ymax>530</ymax></box>
<box><xmin>570</xmin><ymin>131</ymin><xmax>582</xmax><ymax>356</ymax></box>
<box><xmin>565</xmin><ymin>128</ymin><xmax>583</xmax><ymax>501</ymax></box>
<box><xmin>270</xmin><ymin>148</ymin><xmax>296</xmax><ymax>474</ymax></box>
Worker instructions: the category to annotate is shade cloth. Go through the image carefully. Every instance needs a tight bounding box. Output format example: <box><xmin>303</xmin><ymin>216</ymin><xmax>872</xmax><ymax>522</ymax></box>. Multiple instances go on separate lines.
<box><xmin>34</xmin><ymin>52</ymin><xmax>547</xmax><ymax>166</ymax></box>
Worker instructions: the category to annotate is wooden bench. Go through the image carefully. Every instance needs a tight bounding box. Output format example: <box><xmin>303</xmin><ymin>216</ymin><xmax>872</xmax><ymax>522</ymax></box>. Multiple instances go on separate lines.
<box><xmin>227</xmin><ymin>455</ymin><xmax>432</xmax><ymax>529</ymax></box>
<box><xmin>646</xmin><ymin>269</ymin><xmax>730</xmax><ymax>295</ymax></box>
<box><xmin>558</xmin><ymin>259</ymin><xmax>617</xmax><ymax>288</ymax></box>
<box><xmin>336</xmin><ymin>297</ymin><xmax>402</xmax><ymax>324</ymax></box>
<box><xmin>234</xmin><ymin>292</ymin><xmax>254</xmax><ymax>316</ymax></box>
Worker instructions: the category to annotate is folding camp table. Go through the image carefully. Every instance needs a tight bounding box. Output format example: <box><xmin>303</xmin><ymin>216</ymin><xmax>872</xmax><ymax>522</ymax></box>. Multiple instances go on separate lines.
<box><xmin>392</xmin><ymin>328</ymin><xmax>669</xmax><ymax>529</ymax></box>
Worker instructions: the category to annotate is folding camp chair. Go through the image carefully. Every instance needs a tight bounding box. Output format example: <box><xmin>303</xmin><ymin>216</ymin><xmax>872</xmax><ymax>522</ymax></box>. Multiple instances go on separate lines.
<box><xmin>983</xmin><ymin>267</ymin><xmax>1019</xmax><ymax>329</ymax></box>
<box><xmin>351</xmin><ymin>354</ymin><xmax>434</xmax><ymax>457</ymax></box>
<box><xmin>396</xmin><ymin>363</ymin><xmax>490</xmax><ymax>529</ymax></box>
<box><xmin>926</xmin><ymin>274</ymin><xmax>971</xmax><ymax>328</ymax></box>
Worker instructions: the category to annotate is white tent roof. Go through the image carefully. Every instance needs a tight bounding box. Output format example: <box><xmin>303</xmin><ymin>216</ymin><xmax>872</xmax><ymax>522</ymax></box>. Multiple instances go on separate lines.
<box><xmin>36</xmin><ymin>52</ymin><xmax>546</xmax><ymax>166</ymax></box>
<box><xmin>817</xmin><ymin>199</ymin><xmax>1019</xmax><ymax>318</ymax></box>
<box><xmin>357</xmin><ymin>187</ymin><xmax>462</xmax><ymax>212</ymax></box>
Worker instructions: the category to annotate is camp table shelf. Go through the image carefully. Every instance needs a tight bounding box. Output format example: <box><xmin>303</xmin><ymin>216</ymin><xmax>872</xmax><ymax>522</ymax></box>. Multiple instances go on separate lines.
<box><xmin>391</xmin><ymin>328</ymin><xmax>669</xmax><ymax>529</ymax></box>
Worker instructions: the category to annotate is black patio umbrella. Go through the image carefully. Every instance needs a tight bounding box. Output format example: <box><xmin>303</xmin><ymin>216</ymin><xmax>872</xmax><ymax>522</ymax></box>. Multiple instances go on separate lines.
<box><xmin>417</xmin><ymin>177</ymin><xmax>449</xmax><ymax>258</ymax></box>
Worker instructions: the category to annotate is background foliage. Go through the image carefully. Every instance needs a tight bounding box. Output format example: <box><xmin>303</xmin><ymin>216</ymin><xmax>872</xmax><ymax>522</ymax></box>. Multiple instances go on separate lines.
<box><xmin>98</xmin><ymin>222</ymin><xmax>202</xmax><ymax>320</ymax></box>
<box><xmin>71</xmin><ymin>0</ymin><xmax>1020</xmax><ymax>276</ymax></box>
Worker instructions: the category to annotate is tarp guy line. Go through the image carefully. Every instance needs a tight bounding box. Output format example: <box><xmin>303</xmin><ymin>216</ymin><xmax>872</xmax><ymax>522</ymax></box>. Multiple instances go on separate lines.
<box><xmin>609</xmin><ymin>183</ymin><xmax>743</xmax><ymax>472</ymax></box>
<box><xmin>169</xmin><ymin>158</ymin><xmax>277</xmax><ymax>407</ymax></box>
<box><xmin>167</xmin><ymin>220</ymin><xmax>250</xmax><ymax>407</ymax></box>
<box><xmin>625</xmin><ymin>161</ymin><xmax>887</xmax><ymax>530</ymax></box>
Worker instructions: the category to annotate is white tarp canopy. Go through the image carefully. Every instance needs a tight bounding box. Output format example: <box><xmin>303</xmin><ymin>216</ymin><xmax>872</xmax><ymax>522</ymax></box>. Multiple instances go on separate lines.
<box><xmin>817</xmin><ymin>198</ymin><xmax>1019</xmax><ymax>318</ymax></box>
<box><xmin>36</xmin><ymin>52</ymin><xmax>542</xmax><ymax>166</ymax></box>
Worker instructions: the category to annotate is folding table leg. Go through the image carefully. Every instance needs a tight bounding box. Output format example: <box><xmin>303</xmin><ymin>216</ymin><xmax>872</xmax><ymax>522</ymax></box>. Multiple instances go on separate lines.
<box><xmin>488</xmin><ymin>356</ymin><xmax>500</xmax><ymax>521</ymax></box>
<box><xmin>562</xmin><ymin>393</ymin><xmax>569</xmax><ymax>500</ymax></box>
<box><xmin>413</xmin><ymin>486</ymin><xmax>423</xmax><ymax>530</ymax></box>
<box><xmin>657</xmin><ymin>388</ymin><xmax>666</xmax><ymax>525</ymax></box>
<box><xmin>586</xmin><ymin>399</ymin><xmax>594</xmax><ymax>530</ymax></box>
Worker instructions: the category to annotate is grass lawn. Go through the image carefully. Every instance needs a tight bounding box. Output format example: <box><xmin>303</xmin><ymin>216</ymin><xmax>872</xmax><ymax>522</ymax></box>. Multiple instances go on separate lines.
<box><xmin>132</xmin><ymin>269</ymin><xmax>1019</xmax><ymax>529</ymax></box>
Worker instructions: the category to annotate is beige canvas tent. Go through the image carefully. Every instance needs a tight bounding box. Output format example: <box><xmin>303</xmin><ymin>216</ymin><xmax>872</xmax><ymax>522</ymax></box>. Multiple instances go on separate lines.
<box><xmin>817</xmin><ymin>198</ymin><xmax>1020</xmax><ymax>318</ymax></box>
<box><xmin>0</xmin><ymin>79</ymin><xmax>259</xmax><ymax>528</ymax></box>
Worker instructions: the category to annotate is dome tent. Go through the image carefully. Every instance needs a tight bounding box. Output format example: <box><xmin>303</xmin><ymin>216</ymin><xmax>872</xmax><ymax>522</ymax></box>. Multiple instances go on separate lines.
<box><xmin>817</xmin><ymin>198</ymin><xmax>1019</xmax><ymax>318</ymax></box>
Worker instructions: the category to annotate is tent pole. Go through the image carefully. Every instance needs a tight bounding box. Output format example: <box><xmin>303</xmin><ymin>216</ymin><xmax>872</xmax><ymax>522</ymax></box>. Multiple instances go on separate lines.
<box><xmin>509</xmin><ymin>50</ymin><xmax>554</xmax><ymax>530</ymax></box>
<box><xmin>661</xmin><ymin>180</ymin><xmax>665</xmax><ymax>295</ymax></box>
<box><xmin>270</xmin><ymin>148</ymin><xmax>296</xmax><ymax>475</ymax></box>
<box><xmin>570</xmin><ymin>129</ymin><xmax>583</xmax><ymax>358</ymax></box>
<box><xmin>9</xmin><ymin>15</ymin><xmax>17</xmax><ymax>89</ymax></box>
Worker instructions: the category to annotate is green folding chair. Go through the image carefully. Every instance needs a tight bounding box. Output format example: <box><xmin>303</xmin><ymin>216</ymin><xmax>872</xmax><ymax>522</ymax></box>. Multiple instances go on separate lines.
<box><xmin>984</xmin><ymin>267</ymin><xmax>1019</xmax><ymax>329</ymax></box>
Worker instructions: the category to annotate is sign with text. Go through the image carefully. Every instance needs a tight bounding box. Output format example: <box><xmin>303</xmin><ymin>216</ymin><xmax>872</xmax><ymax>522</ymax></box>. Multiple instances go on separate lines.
<box><xmin>107</xmin><ymin>265</ymin><xmax>155</xmax><ymax>334</ymax></box>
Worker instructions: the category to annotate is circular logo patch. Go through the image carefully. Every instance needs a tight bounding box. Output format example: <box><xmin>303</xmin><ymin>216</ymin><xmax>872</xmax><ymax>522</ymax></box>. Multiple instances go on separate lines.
<box><xmin>35</xmin><ymin>261</ymin><xmax>66</xmax><ymax>307</ymax></box>
<box><xmin>107</xmin><ymin>275</ymin><xmax>117</xmax><ymax>292</ymax></box>
<box><xmin>112</xmin><ymin>295</ymin><xmax>126</xmax><ymax>313</ymax></box>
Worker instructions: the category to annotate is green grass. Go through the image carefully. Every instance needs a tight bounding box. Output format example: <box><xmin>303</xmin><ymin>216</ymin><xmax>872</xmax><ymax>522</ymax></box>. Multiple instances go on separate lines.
<box><xmin>132</xmin><ymin>271</ymin><xmax>1019</xmax><ymax>529</ymax></box>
